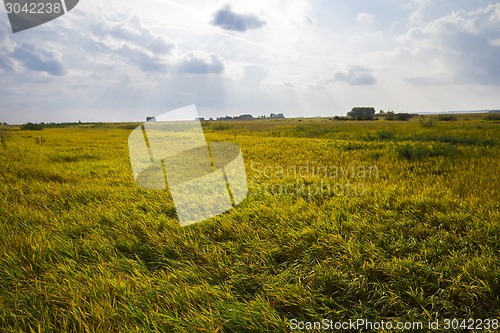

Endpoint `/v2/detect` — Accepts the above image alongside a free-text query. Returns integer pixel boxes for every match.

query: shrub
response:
[377,130,395,140]
[212,124,230,131]
[21,122,44,130]
[396,143,459,160]
[486,113,500,121]
[0,130,9,147]
[419,116,435,128]
[411,133,494,146]
[437,114,457,121]
[385,112,415,121]
[333,116,351,121]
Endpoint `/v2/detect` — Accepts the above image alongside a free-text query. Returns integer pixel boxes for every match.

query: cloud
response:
[90,15,175,72]
[240,65,268,88]
[0,57,14,72]
[2,0,500,124]
[332,66,377,85]
[0,34,16,72]
[308,82,326,90]
[88,14,228,76]
[309,66,377,89]
[405,74,450,86]
[211,5,266,32]
[11,43,67,76]
[0,21,66,76]
[178,53,225,74]
[356,12,374,24]
[400,3,500,85]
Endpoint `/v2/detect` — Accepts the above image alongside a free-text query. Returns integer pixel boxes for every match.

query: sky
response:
[1,0,499,123]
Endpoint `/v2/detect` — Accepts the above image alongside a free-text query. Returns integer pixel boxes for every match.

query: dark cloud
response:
[12,43,67,76]
[178,53,225,74]
[211,6,266,32]
[332,66,376,85]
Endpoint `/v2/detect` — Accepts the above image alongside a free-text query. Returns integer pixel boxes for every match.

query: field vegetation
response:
[0,114,499,332]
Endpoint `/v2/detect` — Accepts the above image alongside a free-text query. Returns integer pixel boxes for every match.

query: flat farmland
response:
[0,115,499,332]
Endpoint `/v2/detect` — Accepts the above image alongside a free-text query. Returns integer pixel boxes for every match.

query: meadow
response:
[0,114,499,332]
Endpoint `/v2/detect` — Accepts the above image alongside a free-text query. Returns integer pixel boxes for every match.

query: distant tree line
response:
[199,113,285,121]
[21,122,44,130]
[215,114,254,121]
[18,122,86,130]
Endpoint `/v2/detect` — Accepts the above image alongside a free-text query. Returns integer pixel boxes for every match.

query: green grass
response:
[1,116,499,332]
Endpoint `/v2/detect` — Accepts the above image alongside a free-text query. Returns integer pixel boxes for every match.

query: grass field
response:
[1,115,499,332]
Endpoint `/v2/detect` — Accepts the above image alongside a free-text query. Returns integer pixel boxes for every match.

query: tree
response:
[348,107,376,120]
[146,116,156,122]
